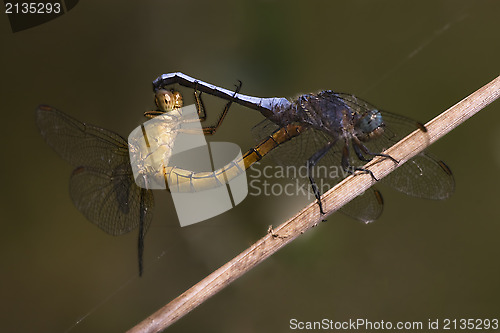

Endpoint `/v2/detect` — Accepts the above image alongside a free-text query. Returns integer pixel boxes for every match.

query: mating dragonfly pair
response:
[36,72,454,275]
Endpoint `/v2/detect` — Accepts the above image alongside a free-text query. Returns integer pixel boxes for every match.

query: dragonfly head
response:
[155,89,183,112]
[355,109,385,141]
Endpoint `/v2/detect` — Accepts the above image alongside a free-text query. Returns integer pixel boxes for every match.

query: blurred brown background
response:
[1,1,499,332]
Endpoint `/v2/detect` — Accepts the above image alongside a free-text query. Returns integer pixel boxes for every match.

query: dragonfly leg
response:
[307,141,336,215]
[202,80,243,135]
[353,142,372,162]
[342,142,379,181]
[351,167,379,181]
[353,139,398,164]
[143,110,167,119]
[193,81,207,122]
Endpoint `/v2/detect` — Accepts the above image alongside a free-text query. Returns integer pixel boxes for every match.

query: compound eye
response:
[155,89,183,112]
[356,109,385,141]
[155,89,184,111]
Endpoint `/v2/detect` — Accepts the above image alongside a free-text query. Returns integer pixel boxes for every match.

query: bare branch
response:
[127,75,500,333]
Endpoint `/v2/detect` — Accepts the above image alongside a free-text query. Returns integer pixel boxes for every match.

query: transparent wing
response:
[69,164,154,235]
[381,152,455,199]
[297,129,384,223]
[339,188,384,223]
[252,119,331,168]
[335,93,455,200]
[36,105,154,236]
[36,105,129,170]
[251,119,383,223]
[335,93,426,152]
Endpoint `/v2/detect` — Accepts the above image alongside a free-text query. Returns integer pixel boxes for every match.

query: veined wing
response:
[334,93,455,200]
[251,119,384,223]
[382,152,454,199]
[35,105,154,236]
[36,105,129,170]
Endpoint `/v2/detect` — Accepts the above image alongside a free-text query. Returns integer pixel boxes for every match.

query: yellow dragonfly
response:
[36,85,302,275]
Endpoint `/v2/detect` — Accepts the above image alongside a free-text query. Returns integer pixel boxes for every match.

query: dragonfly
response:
[152,72,455,222]
[35,86,302,275]
[36,73,454,274]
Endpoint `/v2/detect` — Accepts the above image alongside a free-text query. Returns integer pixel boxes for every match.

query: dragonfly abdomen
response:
[163,123,305,192]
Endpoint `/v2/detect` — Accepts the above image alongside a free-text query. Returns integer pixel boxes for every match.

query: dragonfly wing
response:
[69,163,154,236]
[252,119,331,167]
[252,119,383,223]
[381,152,455,199]
[334,93,425,150]
[36,105,155,236]
[252,119,278,142]
[339,188,384,223]
[333,94,455,200]
[304,133,384,223]
[36,105,129,169]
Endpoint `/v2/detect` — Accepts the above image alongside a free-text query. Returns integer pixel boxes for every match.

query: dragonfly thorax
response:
[155,89,183,112]
[355,109,385,142]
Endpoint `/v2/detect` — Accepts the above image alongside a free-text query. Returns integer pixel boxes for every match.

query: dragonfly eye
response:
[155,89,183,112]
[356,109,385,141]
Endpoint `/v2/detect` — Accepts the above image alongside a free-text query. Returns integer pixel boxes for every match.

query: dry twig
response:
[127,75,500,333]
